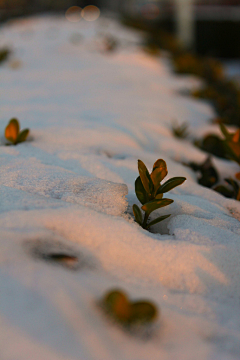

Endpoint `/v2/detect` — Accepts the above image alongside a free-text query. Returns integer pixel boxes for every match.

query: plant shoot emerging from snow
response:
[133,159,186,229]
[171,121,189,139]
[102,289,158,326]
[220,123,240,168]
[218,123,240,200]
[5,118,29,145]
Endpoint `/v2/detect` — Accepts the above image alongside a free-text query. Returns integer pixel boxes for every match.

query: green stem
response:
[142,212,149,229]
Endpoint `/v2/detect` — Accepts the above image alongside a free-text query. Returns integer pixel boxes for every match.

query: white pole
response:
[175,0,194,49]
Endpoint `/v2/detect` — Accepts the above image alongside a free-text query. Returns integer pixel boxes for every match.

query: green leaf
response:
[225,178,239,194]
[219,123,232,141]
[9,118,20,134]
[135,176,148,205]
[130,301,158,323]
[16,129,29,144]
[151,167,168,188]
[228,142,240,159]
[224,142,240,164]
[151,159,168,193]
[5,118,20,144]
[214,185,234,198]
[157,177,186,194]
[232,129,240,143]
[141,198,173,215]
[104,289,129,310]
[103,290,131,322]
[133,204,143,225]
[152,159,166,172]
[146,214,171,229]
[138,160,154,195]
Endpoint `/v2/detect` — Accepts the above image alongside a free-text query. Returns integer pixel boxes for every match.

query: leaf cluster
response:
[173,53,224,82]
[133,159,186,229]
[123,17,239,127]
[144,29,223,83]
[194,134,227,160]
[193,123,240,163]
[184,156,240,201]
[214,178,240,201]
[218,123,240,199]
[185,157,219,189]
[192,80,240,127]
[5,118,29,145]
[102,289,158,326]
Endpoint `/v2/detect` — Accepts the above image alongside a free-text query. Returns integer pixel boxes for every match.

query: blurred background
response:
[120,0,240,58]
[0,0,240,58]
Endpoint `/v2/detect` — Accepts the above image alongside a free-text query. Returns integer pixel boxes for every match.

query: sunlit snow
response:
[0,14,240,360]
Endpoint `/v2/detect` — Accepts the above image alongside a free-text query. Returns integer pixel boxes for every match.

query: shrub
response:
[5,118,29,145]
[193,80,240,127]
[185,157,219,189]
[133,159,186,229]
[184,155,240,201]
[194,134,227,159]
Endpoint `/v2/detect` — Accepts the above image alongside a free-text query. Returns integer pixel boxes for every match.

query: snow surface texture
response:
[0,14,240,360]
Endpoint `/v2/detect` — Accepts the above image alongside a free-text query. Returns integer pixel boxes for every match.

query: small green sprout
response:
[102,289,158,326]
[5,118,29,145]
[103,36,118,52]
[133,159,186,229]
[171,121,189,139]
[220,123,240,166]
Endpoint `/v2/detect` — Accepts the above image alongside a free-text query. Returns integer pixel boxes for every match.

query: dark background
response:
[1,0,240,58]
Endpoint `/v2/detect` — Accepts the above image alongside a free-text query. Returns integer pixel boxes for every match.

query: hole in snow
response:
[25,239,94,271]
[39,253,79,269]
[99,150,127,160]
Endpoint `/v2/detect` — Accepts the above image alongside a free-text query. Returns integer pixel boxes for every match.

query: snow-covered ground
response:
[0,14,240,360]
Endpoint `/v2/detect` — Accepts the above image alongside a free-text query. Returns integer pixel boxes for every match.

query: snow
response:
[0,14,240,360]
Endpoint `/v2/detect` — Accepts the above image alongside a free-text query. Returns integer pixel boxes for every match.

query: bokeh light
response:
[65,6,82,23]
[81,5,100,22]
